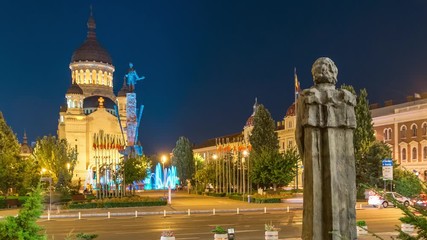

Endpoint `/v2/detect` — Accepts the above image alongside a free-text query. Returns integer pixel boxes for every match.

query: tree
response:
[0,185,45,240]
[250,148,299,190]
[31,136,77,189]
[341,86,379,188]
[172,136,194,185]
[123,155,151,193]
[249,104,282,189]
[394,169,424,198]
[194,160,215,191]
[0,112,21,195]
[249,104,279,153]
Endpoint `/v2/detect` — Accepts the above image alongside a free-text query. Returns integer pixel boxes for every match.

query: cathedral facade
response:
[58,13,129,187]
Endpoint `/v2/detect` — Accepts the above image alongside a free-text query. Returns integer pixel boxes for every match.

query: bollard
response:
[213,208,216,215]
[237,208,239,214]
[287,206,289,212]
[264,207,267,214]
[188,209,191,216]
[48,210,50,221]
[163,210,166,217]
[135,210,138,218]
[108,212,110,219]
[78,212,81,220]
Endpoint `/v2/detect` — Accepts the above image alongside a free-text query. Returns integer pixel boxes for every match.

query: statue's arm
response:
[134,71,145,81]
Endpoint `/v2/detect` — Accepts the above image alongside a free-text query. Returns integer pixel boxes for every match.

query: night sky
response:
[2,1,427,155]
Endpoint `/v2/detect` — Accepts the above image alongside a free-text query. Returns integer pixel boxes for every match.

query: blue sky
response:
[1,0,427,154]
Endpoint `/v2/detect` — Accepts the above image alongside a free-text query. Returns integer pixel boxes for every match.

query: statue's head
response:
[311,57,338,85]
[129,62,134,68]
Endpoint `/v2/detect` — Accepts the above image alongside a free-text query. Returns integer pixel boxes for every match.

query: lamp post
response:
[213,154,218,193]
[40,168,52,212]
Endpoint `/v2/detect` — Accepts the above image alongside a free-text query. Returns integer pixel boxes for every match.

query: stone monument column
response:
[295,57,357,240]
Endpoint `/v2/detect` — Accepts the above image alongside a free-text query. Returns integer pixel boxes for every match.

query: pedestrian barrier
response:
[38,206,308,220]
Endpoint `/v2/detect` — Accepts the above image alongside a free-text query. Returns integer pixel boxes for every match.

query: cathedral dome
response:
[71,14,112,65]
[66,82,83,95]
[285,102,296,117]
[244,98,259,128]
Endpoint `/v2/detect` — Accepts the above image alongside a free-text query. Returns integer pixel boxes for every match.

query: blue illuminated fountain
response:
[143,163,178,190]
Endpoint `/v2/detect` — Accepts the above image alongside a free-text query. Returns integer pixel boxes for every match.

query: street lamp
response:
[40,168,52,212]
[242,150,250,195]
[213,154,218,193]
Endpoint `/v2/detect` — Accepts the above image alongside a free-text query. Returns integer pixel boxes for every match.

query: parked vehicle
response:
[411,194,427,209]
[368,192,410,208]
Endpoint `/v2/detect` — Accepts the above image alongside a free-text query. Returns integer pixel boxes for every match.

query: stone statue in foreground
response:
[295,57,357,240]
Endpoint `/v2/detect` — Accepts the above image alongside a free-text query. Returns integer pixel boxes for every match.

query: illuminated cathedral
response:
[57,12,131,188]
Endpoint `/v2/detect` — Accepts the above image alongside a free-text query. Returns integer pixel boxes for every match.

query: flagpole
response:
[294,67,298,192]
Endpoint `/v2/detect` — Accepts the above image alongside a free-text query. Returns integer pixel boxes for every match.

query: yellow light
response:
[161,155,167,164]
[243,150,249,157]
[212,154,218,160]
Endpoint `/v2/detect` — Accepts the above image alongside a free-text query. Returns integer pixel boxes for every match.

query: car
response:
[368,192,411,208]
[411,194,427,209]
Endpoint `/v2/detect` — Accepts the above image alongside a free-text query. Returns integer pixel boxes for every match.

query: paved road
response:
[38,208,403,240]
[0,191,406,239]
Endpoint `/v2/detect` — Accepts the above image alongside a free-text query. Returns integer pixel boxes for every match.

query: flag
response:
[294,67,300,94]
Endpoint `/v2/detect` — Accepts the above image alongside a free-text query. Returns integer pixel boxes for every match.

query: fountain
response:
[143,163,179,190]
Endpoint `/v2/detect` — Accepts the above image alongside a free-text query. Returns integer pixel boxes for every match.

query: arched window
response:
[402,148,407,162]
[412,147,418,160]
[401,125,407,139]
[384,128,392,141]
[423,146,427,161]
[423,122,427,136]
[412,124,418,137]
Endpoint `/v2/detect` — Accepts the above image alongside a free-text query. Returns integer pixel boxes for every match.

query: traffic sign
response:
[382,159,393,180]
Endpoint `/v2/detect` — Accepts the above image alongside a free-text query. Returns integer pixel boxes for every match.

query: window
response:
[401,125,407,139]
[423,122,427,135]
[383,128,392,141]
[412,124,418,137]
[412,147,417,160]
[424,146,427,161]
[402,148,407,162]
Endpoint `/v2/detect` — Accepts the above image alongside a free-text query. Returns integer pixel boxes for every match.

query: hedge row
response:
[228,194,246,201]
[0,196,29,209]
[251,197,281,203]
[68,200,167,209]
[206,192,226,197]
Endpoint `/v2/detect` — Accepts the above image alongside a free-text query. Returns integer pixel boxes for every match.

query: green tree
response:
[16,158,41,196]
[194,160,215,191]
[249,104,279,153]
[362,141,392,187]
[0,185,45,240]
[394,169,424,198]
[32,136,77,189]
[172,136,194,185]
[249,104,281,189]
[0,112,21,195]
[123,155,151,193]
[341,86,378,188]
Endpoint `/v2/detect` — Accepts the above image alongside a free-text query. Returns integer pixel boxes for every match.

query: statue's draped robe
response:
[295,84,357,240]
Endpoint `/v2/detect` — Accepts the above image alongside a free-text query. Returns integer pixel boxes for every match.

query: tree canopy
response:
[31,136,77,189]
[249,104,279,153]
[0,112,21,195]
[172,136,194,184]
